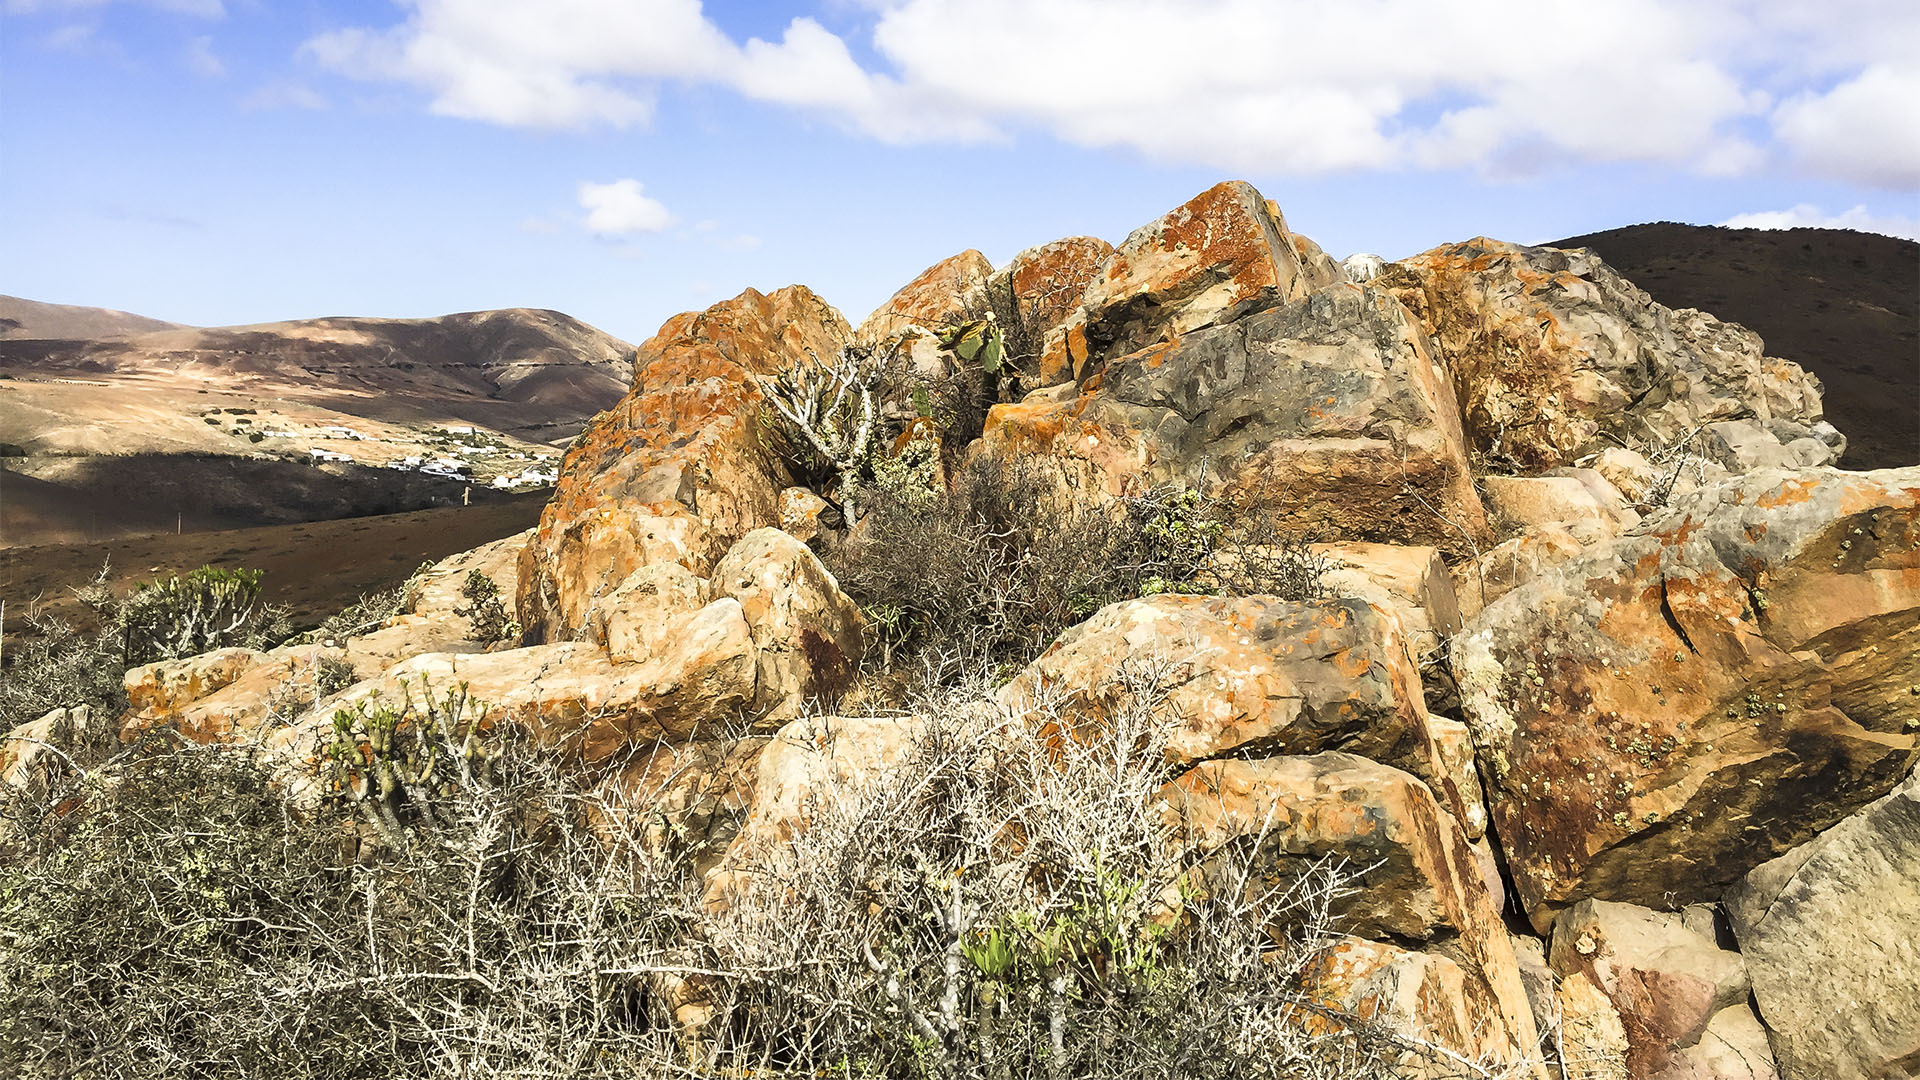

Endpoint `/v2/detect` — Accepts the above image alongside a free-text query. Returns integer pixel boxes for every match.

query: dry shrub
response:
[0,669,1534,1079]
[821,452,1333,684]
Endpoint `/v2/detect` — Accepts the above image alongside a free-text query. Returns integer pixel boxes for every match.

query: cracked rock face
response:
[1452,466,1920,929]
[1724,766,1920,1080]
[1381,239,1837,472]
[981,281,1489,554]
[517,285,851,642]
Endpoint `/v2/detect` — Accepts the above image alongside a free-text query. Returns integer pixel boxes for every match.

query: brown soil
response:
[1553,223,1919,470]
[0,493,545,633]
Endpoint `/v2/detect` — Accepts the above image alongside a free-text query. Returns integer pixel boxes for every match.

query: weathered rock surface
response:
[1479,472,1640,538]
[601,563,710,664]
[984,236,1114,379]
[518,286,850,641]
[1723,765,1920,1080]
[983,281,1490,553]
[1652,1005,1780,1080]
[1558,971,1632,1080]
[1453,466,1920,927]
[856,249,993,379]
[1307,936,1539,1075]
[124,648,265,723]
[1548,899,1750,1075]
[721,713,927,857]
[121,532,531,742]
[598,735,767,876]
[1167,752,1538,1059]
[708,528,864,719]
[1,705,93,788]
[1313,541,1464,660]
[999,595,1445,787]
[1036,180,1313,386]
[1381,239,1835,471]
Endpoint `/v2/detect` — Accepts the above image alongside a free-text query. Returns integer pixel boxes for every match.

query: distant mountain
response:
[0,306,633,446]
[0,294,186,340]
[0,303,635,546]
[1552,223,1918,470]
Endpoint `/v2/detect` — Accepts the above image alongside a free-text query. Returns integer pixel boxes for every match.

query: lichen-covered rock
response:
[984,235,1113,379]
[999,595,1447,790]
[982,282,1489,553]
[1381,239,1836,471]
[856,249,993,380]
[124,647,265,722]
[1313,542,1464,660]
[1548,899,1750,1076]
[708,528,863,720]
[1723,765,1920,1080]
[1036,180,1313,386]
[1167,752,1537,1059]
[1453,466,1920,928]
[777,485,830,543]
[601,563,710,664]
[1,705,93,788]
[1306,936,1540,1076]
[1479,472,1640,538]
[518,286,851,641]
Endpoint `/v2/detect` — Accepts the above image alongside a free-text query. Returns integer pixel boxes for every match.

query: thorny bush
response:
[822,452,1334,684]
[0,666,1537,1079]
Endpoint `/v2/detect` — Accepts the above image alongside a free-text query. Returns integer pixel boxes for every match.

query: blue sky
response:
[4,0,1917,344]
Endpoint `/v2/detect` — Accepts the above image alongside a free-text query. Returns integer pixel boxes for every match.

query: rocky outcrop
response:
[984,236,1113,379]
[1307,936,1537,1076]
[1312,542,1464,660]
[998,595,1452,797]
[1723,765,1920,1080]
[707,528,864,720]
[1454,466,1920,927]
[120,531,530,743]
[124,648,266,724]
[1035,180,1313,386]
[517,286,850,641]
[1169,752,1539,1065]
[982,281,1490,553]
[856,250,993,380]
[1,705,94,788]
[1548,899,1752,1076]
[1381,239,1836,472]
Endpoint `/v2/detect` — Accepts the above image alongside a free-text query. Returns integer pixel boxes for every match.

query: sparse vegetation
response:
[0,667,1528,1080]
[822,452,1332,684]
[456,569,518,643]
[1,564,290,731]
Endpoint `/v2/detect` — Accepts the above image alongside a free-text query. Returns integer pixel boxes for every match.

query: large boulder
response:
[1453,466,1920,928]
[1312,542,1464,660]
[1035,180,1314,386]
[855,249,994,380]
[1723,765,1920,1080]
[124,648,266,724]
[1652,1005,1780,1080]
[982,282,1490,553]
[999,595,1450,796]
[1,705,93,788]
[707,528,864,720]
[1306,936,1540,1076]
[1167,752,1538,1062]
[1548,899,1751,1076]
[518,285,851,641]
[1381,239,1835,471]
[984,236,1114,377]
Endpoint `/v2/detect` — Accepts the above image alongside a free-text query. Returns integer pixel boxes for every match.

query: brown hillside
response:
[1552,223,1918,470]
[0,294,185,340]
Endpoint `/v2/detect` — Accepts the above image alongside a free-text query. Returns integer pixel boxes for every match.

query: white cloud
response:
[184,34,223,77]
[240,82,327,111]
[1721,203,1920,240]
[578,179,673,235]
[1772,64,1920,188]
[301,0,1920,185]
